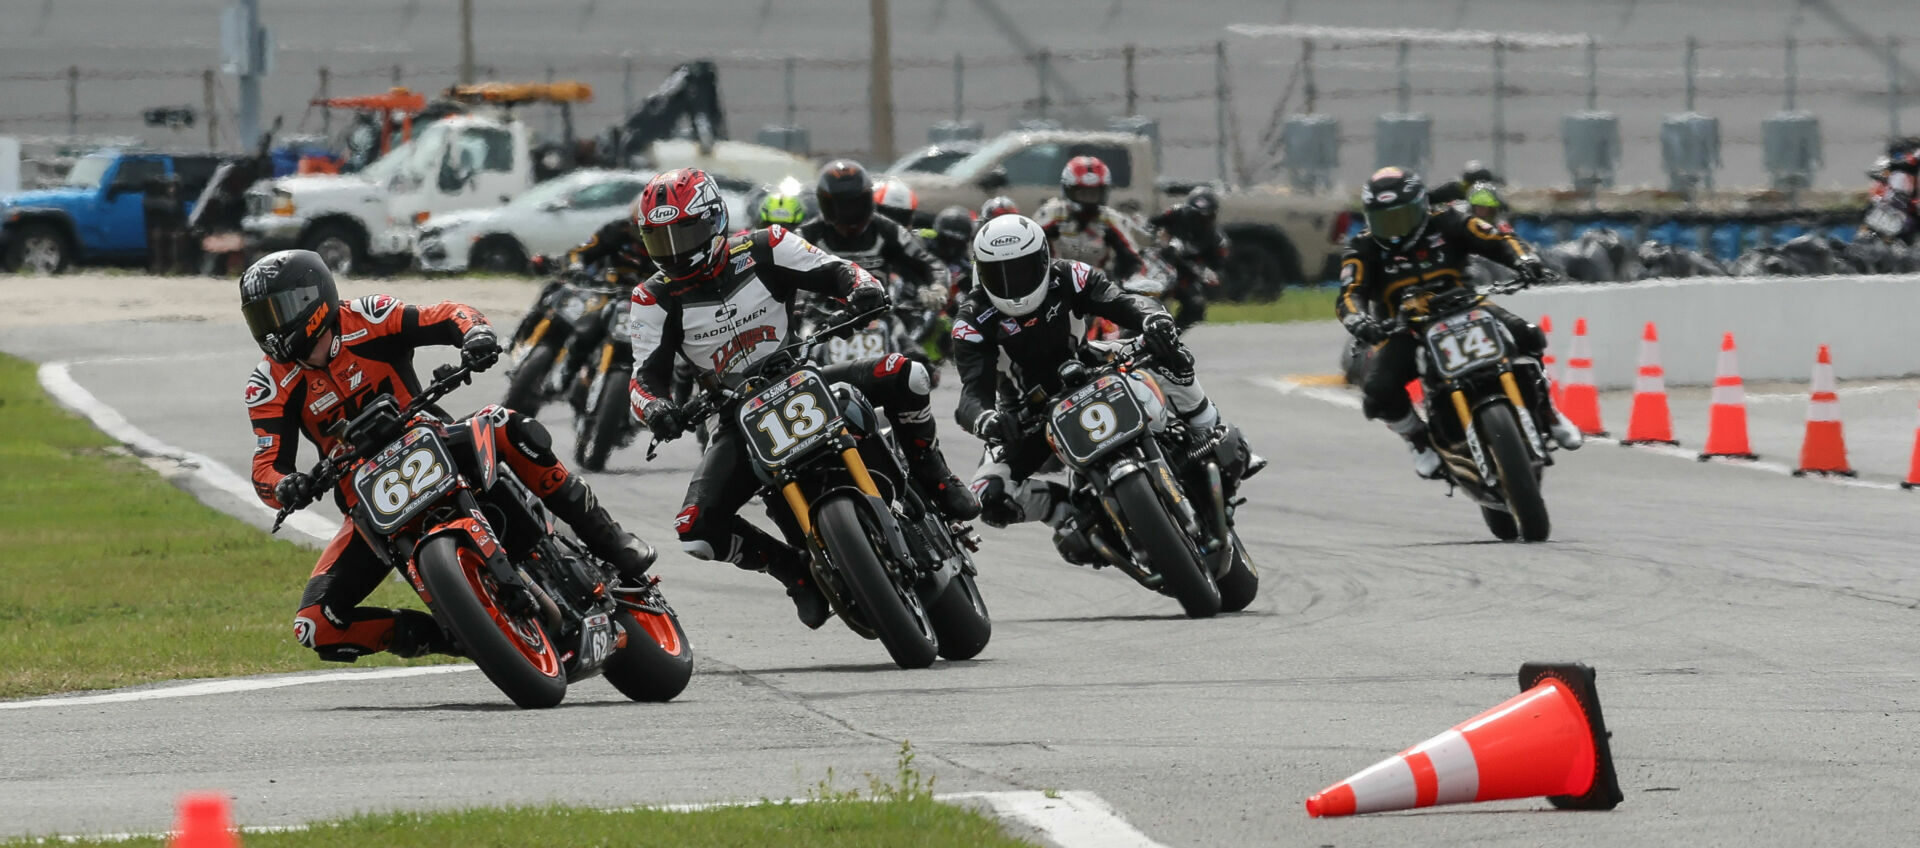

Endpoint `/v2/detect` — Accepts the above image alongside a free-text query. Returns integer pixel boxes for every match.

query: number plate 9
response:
[1425,313,1507,377]
[1047,376,1146,465]
[352,426,458,533]
[738,370,843,469]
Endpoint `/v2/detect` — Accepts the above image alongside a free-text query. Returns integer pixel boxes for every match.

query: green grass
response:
[11,743,1038,848]
[1206,286,1340,324]
[0,353,439,699]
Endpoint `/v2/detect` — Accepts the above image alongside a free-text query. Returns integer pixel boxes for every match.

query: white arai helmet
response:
[971,214,1052,317]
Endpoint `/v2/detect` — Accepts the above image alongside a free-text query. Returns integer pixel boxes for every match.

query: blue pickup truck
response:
[0,150,225,274]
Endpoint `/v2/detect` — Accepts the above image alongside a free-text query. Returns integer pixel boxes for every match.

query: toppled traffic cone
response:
[1698,332,1758,461]
[1305,663,1622,818]
[1539,315,1562,405]
[168,793,239,848]
[1794,345,1854,477]
[1560,318,1607,437]
[1902,399,1920,490]
[1621,322,1677,446]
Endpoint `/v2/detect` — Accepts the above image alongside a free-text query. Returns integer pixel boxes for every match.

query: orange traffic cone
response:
[1560,318,1607,437]
[1539,315,1561,405]
[1305,663,1622,817]
[1794,345,1854,477]
[168,793,239,848]
[1698,332,1758,461]
[1901,399,1920,490]
[1621,322,1677,446]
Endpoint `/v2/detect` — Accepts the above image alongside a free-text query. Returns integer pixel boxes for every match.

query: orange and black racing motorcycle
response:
[272,363,691,708]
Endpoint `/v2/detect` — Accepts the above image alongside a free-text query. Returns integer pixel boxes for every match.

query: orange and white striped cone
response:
[1305,663,1622,818]
[1698,332,1757,461]
[1620,322,1678,446]
[1539,315,1562,405]
[1901,399,1920,490]
[1559,318,1607,437]
[1794,345,1854,477]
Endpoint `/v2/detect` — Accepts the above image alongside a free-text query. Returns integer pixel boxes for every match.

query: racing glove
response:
[847,284,889,316]
[1511,256,1547,287]
[642,398,684,440]
[1142,312,1193,373]
[972,409,1023,447]
[461,327,502,372]
[1343,313,1389,345]
[273,472,318,511]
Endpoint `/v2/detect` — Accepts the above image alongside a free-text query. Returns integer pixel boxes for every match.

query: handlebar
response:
[269,362,476,533]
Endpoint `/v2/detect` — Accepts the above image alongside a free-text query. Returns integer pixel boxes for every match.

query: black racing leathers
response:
[796,215,942,298]
[569,218,658,278]
[1335,207,1546,423]
[1148,204,1229,330]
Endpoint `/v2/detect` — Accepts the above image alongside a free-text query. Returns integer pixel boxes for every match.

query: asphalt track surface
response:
[5,306,1920,846]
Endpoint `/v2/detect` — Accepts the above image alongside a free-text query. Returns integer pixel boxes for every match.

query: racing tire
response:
[1480,506,1521,541]
[1216,531,1260,613]
[1477,402,1550,542]
[302,223,366,277]
[4,223,71,274]
[503,341,561,417]
[576,362,631,472]
[601,604,693,703]
[816,495,939,669]
[1113,473,1221,618]
[415,537,568,709]
[926,569,991,661]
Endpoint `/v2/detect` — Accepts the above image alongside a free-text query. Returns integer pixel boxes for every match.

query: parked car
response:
[885,141,980,176]
[1,150,224,273]
[417,170,650,273]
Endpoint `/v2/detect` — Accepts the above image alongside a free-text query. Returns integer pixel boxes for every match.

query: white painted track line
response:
[0,666,477,711]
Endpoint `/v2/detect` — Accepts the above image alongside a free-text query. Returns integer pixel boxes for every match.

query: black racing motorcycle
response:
[1395,286,1555,542]
[272,363,693,708]
[649,307,991,669]
[573,296,638,472]
[994,341,1258,619]
[503,270,628,416]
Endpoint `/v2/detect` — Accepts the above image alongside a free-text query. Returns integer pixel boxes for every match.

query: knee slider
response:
[506,412,554,454]
[905,361,932,396]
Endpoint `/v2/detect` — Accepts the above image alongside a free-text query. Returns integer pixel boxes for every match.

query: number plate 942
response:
[352,426,458,533]
[1048,375,1146,465]
[739,370,842,469]
[1425,311,1508,378]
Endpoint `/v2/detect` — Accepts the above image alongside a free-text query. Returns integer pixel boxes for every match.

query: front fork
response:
[1450,369,1549,483]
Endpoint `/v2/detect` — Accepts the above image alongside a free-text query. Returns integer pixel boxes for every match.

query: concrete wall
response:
[1503,274,1920,389]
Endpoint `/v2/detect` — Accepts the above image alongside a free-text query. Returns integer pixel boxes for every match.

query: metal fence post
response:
[622,55,635,116]
[1684,36,1697,112]
[1124,44,1138,116]
[1784,35,1797,111]
[1890,37,1902,139]
[391,64,403,87]
[784,57,798,127]
[66,65,79,137]
[1492,39,1507,178]
[318,66,331,135]
[1302,39,1317,114]
[1215,40,1229,182]
[204,69,219,150]
[953,53,965,122]
[1037,49,1052,119]
[1585,35,1598,110]
[1395,40,1411,113]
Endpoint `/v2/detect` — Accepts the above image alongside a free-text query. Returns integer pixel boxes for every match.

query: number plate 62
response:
[352,426,458,533]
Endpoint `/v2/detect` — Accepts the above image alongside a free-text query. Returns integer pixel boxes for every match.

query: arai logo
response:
[646,205,680,224]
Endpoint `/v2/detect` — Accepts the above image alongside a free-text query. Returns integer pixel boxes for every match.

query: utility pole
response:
[870,0,895,162]
[459,0,476,84]
[238,0,263,147]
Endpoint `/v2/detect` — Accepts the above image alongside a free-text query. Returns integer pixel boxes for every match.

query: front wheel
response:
[504,340,561,416]
[576,358,631,472]
[1476,402,1550,542]
[926,569,991,661]
[601,604,693,702]
[414,537,567,708]
[816,495,939,669]
[4,223,71,274]
[1113,473,1221,618]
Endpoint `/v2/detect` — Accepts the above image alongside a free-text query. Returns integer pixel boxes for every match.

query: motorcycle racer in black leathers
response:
[1335,167,1581,479]
[1147,186,1229,331]
[797,161,944,310]
[952,214,1258,564]
[626,169,979,629]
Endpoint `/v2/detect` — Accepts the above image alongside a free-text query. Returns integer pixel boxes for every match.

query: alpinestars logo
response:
[952,319,983,343]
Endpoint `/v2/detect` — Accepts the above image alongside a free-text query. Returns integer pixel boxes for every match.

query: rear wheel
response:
[1113,473,1221,618]
[470,238,530,274]
[601,604,693,702]
[414,537,567,708]
[1216,532,1260,613]
[1476,403,1550,542]
[504,341,561,416]
[576,359,631,472]
[816,495,939,669]
[926,569,991,661]
[302,223,365,276]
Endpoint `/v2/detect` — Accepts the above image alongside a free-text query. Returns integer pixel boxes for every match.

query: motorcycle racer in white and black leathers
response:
[626,169,979,629]
[951,215,1259,563]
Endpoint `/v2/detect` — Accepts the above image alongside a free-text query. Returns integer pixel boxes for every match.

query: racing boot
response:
[1181,401,1266,481]
[1387,411,1444,480]
[1047,507,1103,566]
[389,609,462,658]
[1523,363,1583,451]
[545,477,656,582]
[764,554,832,630]
[904,439,981,521]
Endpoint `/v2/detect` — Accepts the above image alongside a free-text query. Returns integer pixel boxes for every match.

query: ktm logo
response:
[304,302,331,335]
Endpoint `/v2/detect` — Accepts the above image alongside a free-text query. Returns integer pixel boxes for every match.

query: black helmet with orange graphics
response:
[240,249,339,364]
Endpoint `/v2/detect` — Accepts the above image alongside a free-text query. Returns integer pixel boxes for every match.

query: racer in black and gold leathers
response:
[1335,167,1580,478]
[569,216,658,278]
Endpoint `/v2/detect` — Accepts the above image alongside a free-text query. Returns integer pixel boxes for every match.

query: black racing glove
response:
[847,284,889,316]
[461,327,502,372]
[1142,312,1193,373]
[642,398,684,440]
[972,409,1023,447]
[273,472,318,511]
[1511,256,1547,287]
[1344,314,1389,345]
